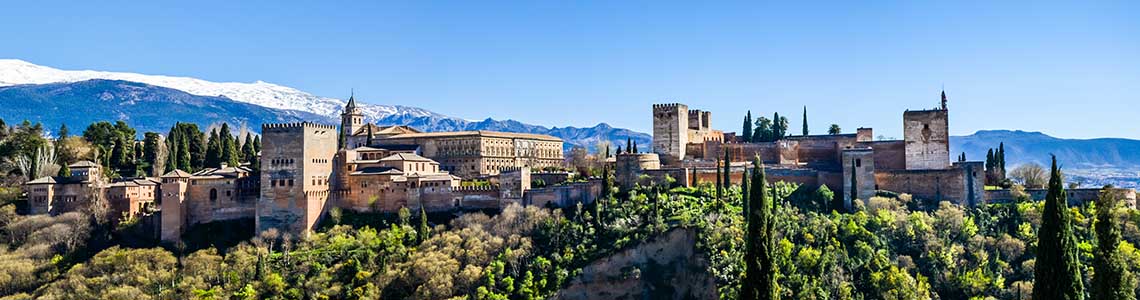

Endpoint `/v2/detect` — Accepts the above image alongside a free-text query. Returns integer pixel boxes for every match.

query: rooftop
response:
[382,130,562,142]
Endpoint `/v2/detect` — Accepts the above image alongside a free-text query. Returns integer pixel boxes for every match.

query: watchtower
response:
[652,103,688,164]
[903,91,950,170]
[257,122,339,237]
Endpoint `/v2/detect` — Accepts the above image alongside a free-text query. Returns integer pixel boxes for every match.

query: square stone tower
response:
[842,148,876,211]
[903,109,950,170]
[257,122,339,237]
[652,103,688,164]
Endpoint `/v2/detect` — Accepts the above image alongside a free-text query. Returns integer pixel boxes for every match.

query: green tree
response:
[743,111,753,143]
[58,123,69,139]
[418,206,430,243]
[241,134,255,163]
[754,117,773,142]
[828,124,841,135]
[205,129,221,168]
[801,106,808,136]
[716,158,723,199]
[1092,187,1135,300]
[1032,156,1084,300]
[219,123,240,167]
[723,149,731,189]
[772,112,782,139]
[741,157,776,300]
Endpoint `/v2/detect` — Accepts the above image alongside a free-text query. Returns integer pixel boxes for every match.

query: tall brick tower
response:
[257,122,339,237]
[903,91,951,170]
[652,103,689,164]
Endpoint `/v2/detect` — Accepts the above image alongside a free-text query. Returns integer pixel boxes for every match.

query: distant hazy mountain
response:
[951,130,1140,169]
[0,59,651,151]
[0,79,328,134]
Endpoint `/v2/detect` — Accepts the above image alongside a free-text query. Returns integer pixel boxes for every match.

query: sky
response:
[2,0,1139,139]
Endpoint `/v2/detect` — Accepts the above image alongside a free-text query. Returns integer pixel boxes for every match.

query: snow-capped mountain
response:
[0,59,653,151]
[0,59,446,121]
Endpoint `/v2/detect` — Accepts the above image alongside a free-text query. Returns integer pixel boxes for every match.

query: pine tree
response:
[241,134,255,163]
[743,111,753,142]
[57,163,70,178]
[1033,156,1084,300]
[58,123,69,139]
[802,106,809,136]
[741,157,776,300]
[220,123,239,167]
[206,129,221,168]
[1092,188,1135,300]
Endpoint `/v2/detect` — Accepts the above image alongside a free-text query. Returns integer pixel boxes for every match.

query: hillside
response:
[0,59,651,150]
[950,130,1140,169]
[0,79,325,134]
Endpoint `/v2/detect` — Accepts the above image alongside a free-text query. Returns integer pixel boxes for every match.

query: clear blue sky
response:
[3,1,1138,139]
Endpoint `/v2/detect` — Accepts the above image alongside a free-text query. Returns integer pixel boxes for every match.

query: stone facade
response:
[159,166,258,241]
[903,109,950,170]
[257,122,339,237]
[615,152,661,190]
[632,92,1110,209]
[652,103,723,166]
[374,131,563,178]
[25,161,105,215]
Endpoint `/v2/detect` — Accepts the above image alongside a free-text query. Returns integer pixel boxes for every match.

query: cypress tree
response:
[723,149,731,188]
[716,158,723,200]
[1033,156,1084,300]
[741,167,749,219]
[616,145,622,155]
[418,205,430,243]
[1092,188,1135,300]
[849,158,858,208]
[690,168,698,187]
[632,141,638,153]
[986,149,995,171]
[626,138,632,154]
[772,112,781,140]
[58,123,69,139]
[743,111,753,143]
[253,135,261,154]
[365,124,374,146]
[802,106,809,136]
[741,157,776,300]
[998,142,1007,173]
[57,163,70,178]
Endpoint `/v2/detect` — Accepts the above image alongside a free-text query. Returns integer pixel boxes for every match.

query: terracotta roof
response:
[383,130,562,142]
[161,170,193,178]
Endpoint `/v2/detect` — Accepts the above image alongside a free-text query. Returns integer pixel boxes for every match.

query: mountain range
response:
[1,59,1138,186]
[0,59,651,151]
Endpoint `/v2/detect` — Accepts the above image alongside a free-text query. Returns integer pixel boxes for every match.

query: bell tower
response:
[340,93,364,148]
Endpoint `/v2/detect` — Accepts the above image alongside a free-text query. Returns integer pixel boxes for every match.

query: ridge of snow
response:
[0,59,449,121]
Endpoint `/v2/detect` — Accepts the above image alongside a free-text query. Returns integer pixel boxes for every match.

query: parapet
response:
[652,103,686,111]
[261,121,337,130]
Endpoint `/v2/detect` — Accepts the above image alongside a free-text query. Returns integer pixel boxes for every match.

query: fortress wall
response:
[868,141,906,171]
[875,168,974,206]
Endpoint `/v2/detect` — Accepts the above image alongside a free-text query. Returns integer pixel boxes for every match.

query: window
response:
[856,159,862,167]
[288,179,294,186]
[209,189,217,203]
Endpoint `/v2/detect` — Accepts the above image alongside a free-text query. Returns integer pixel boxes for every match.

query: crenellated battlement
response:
[652,103,684,111]
[262,121,337,130]
[455,185,500,192]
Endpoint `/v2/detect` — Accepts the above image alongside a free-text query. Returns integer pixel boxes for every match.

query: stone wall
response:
[652,103,689,164]
[524,181,602,208]
[986,187,1138,208]
[874,162,984,206]
[257,122,338,237]
[866,140,906,171]
[615,153,661,190]
[903,109,950,170]
[555,228,716,300]
[842,149,877,210]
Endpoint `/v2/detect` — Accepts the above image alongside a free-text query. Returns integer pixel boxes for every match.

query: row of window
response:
[270,179,295,187]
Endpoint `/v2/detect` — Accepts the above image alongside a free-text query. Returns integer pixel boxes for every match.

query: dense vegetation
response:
[3,168,1140,299]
